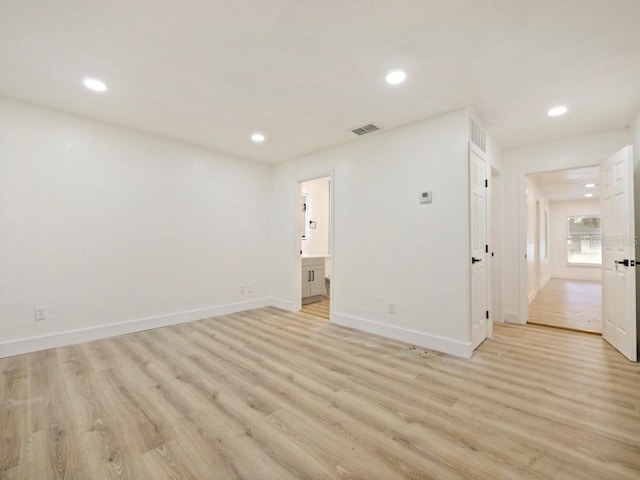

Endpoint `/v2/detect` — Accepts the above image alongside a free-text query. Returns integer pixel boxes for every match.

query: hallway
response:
[528,278,602,334]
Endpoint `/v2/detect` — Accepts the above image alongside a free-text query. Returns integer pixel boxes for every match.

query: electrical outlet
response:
[389,303,396,314]
[34,307,46,321]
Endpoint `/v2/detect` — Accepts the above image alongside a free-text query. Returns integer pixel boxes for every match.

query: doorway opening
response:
[525,166,602,335]
[298,176,331,320]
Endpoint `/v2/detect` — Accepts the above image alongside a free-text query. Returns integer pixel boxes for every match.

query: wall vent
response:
[351,123,381,136]
[469,117,487,153]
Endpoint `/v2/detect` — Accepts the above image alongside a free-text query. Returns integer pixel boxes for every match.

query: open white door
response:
[601,145,637,361]
[470,146,488,350]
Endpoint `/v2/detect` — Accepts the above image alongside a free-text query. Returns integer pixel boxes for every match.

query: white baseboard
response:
[269,297,297,311]
[528,289,538,304]
[0,298,270,359]
[551,273,602,282]
[332,313,472,358]
[540,275,551,289]
[504,311,521,324]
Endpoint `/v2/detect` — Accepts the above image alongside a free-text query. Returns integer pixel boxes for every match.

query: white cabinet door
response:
[309,264,325,296]
[301,266,311,298]
[601,145,636,361]
[302,259,326,298]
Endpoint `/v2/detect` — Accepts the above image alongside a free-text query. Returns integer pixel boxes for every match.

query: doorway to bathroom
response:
[298,176,331,319]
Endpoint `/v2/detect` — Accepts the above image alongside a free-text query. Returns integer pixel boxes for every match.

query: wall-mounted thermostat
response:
[420,191,432,204]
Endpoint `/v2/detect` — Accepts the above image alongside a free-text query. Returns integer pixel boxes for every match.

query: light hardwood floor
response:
[528,278,602,334]
[2,307,639,479]
[301,296,330,319]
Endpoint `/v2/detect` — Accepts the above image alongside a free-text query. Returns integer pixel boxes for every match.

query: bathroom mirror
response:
[300,193,308,240]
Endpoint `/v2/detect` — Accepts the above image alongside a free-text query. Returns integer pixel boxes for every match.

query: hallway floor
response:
[528,278,602,334]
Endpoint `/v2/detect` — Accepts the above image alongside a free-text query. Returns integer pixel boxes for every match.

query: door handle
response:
[472,257,482,264]
[311,270,315,281]
[615,259,636,267]
[308,271,311,281]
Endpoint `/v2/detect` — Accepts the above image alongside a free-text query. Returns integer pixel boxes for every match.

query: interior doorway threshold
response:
[527,321,602,336]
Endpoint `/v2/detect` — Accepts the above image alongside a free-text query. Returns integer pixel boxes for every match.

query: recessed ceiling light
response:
[251,133,265,143]
[585,183,595,188]
[385,70,406,85]
[585,193,593,197]
[83,77,107,92]
[547,105,568,117]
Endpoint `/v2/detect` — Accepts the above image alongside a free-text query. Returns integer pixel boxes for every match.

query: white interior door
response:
[470,147,488,350]
[601,145,637,361]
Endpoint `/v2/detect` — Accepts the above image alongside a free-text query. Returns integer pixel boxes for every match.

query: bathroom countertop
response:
[301,254,330,259]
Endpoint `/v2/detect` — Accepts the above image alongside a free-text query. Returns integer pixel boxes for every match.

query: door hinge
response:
[485,244,489,253]
[485,179,488,188]
[486,310,489,320]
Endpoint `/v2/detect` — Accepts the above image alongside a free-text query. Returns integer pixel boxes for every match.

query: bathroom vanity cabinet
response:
[302,257,326,304]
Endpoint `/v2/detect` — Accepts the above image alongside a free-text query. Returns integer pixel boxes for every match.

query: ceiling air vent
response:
[351,123,381,136]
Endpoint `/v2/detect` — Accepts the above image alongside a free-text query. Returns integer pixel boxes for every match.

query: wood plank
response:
[1,307,639,479]
[529,278,602,333]
[301,296,330,319]
[0,354,31,473]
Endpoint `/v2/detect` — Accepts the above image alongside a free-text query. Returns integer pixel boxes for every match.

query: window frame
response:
[566,214,602,266]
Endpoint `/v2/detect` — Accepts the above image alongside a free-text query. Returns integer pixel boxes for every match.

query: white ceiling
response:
[2,0,640,163]
[529,166,600,202]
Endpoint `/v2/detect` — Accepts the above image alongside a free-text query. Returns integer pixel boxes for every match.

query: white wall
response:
[525,178,551,302]
[0,97,271,357]
[300,177,330,258]
[270,109,475,357]
[632,108,640,167]
[549,199,601,281]
[501,128,631,323]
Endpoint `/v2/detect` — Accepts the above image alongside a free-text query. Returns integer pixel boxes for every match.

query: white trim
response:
[540,274,552,289]
[504,311,521,324]
[551,273,602,282]
[0,298,269,358]
[269,297,297,311]
[332,312,473,358]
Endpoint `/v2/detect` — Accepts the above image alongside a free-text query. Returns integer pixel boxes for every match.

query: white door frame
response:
[535,199,541,293]
[294,171,335,316]
[517,164,599,325]
[490,168,502,324]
